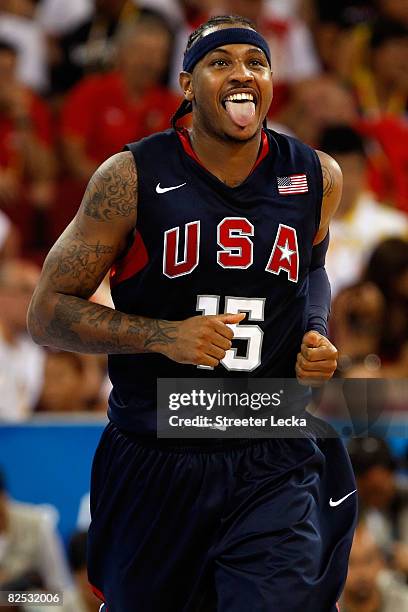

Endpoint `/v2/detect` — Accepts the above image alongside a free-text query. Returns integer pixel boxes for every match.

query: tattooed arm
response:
[27,151,175,354]
[27,152,239,366]
[314,150,343,243]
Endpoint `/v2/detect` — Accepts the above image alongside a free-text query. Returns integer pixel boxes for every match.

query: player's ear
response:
[179,72,194,102]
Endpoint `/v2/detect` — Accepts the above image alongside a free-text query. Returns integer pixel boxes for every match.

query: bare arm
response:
[314,150,343,244]
[27,152,240,365]
[27,151,178,355]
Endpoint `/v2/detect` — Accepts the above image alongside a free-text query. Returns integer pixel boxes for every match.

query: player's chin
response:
[223,122,260,142]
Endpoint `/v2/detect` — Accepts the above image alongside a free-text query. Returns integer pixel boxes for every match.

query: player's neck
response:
[189,124,263,188]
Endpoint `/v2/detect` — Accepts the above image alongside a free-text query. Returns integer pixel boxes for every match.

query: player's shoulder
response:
[314,150,342,190]
[268,128,341,183]
[265,128,325,181]
[95,150,137,179]
[266,127,319,162]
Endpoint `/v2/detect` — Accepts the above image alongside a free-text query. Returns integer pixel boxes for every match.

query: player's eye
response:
[249,59,266,67]
[210,59,229,67]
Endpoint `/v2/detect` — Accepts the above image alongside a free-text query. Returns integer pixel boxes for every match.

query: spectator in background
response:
[319,125,408,296]
[36,0,93,37]
[22,530,103,611]
[350,19,408,118]
[377,0,408,27]
[336,17,408,210]
[331,238,408,376]
[276,74,357,145]
[0,210,19,262]
[348,437,408,580]
[36,352,88,414]
[0,39,56,252]
[0,0,48,93]
[341,519,408,611]
[0,469,71,595]
[358,112,408,213]
[60,16,179,183]
[312,0,408,79]
[50,0,165,96]
[364,238,408,371]
[66,532,100,611]
[330,280,385,371]
[0,259,44,421]
[36,351,107,413]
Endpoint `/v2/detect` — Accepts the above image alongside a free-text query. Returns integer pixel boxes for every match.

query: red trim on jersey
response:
[253,130,269,170]
[177,128,204,167]
[110,230,149,287]
[89,583,105,602]
[176,128,269,175]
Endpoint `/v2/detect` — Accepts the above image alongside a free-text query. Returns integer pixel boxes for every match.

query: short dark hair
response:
[319,125,366,157]
[68,531,88,572]
[370,19,408,50]
[171,15,257,129]
[0,39,18,56]
[348,436,396,476]
[364,237,408,296]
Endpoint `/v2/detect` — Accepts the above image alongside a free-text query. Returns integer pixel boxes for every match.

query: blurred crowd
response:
[0,0,407,420]
[0,468,100,611]
[340,437,408,611]
[0,2,407,607]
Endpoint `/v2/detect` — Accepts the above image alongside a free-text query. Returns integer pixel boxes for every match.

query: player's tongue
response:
[225,101,255,128]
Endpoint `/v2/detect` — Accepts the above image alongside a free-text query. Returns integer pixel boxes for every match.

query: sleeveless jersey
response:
[108,128,323,434]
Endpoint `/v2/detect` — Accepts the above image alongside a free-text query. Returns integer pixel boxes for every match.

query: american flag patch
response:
[277,174,308,195]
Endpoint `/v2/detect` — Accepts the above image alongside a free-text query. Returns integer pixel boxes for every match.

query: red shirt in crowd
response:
[0,90,53,173]
[61,72,182,164]
[357,115,408,213]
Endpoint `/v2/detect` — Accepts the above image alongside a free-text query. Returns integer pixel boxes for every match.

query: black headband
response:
[183,27,271,73]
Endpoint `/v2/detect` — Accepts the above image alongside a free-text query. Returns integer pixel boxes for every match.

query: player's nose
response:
[229,60,255,82]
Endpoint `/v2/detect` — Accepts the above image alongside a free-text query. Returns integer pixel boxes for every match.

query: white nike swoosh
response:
[156,182,187,194]
[329,489,357,507]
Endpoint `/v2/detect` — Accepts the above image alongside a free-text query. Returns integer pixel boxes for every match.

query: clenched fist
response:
[296,331,338,386]
[163,313,245,367]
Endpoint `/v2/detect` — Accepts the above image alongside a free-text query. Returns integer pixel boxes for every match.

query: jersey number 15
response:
[196,295,265,372]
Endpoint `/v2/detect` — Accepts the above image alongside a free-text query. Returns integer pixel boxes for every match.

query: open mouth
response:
[221,92,258,109]
[221,92,258,128]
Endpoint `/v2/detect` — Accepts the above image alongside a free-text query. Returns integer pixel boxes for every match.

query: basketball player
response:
[27,15,357,612]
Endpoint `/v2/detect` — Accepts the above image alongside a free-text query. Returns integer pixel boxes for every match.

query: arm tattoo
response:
[322,165,335,197]
[43,294,178,354]
[129,318,178,349]
[83,151,137,221]
[47,231,114,296]
[27,151,176,355]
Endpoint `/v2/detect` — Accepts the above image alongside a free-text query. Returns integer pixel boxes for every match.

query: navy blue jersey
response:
[108,128,323,433]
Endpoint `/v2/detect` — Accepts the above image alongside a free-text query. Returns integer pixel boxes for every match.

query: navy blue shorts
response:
[88,423,357,612]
